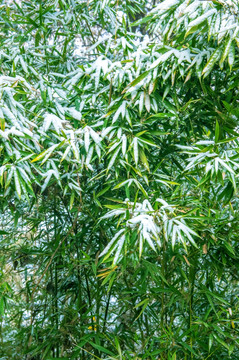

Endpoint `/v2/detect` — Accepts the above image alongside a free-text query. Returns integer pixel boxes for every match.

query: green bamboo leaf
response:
[5,167,14,189]
[122,70,150,94]
[185,9,216,37]
[219,37,232,68]
[139,150,149,171]
[180,342,197,356]
[132,14,154,27]
[31,148,51,163]
[113,179,132,190]
[147,113,173,119]
[213,334,229,350]
[96,185,111,197]
[215,120,220,143]
[134,299,149,321]
[14,169,21,199]
[89,342,116,356]
[209,334,213,351]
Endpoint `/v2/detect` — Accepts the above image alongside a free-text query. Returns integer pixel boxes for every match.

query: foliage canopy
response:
[0,0,239,359]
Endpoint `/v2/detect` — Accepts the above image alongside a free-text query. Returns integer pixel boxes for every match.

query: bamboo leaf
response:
[122,70,150,93]
[202,48,221,77]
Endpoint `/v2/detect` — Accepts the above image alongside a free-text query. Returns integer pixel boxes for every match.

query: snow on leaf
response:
[108,147,120,170]
[145,93,150,112]
[84,127,90,153]
[186,9,217,37]
[67,108,82,121]
[85,146,94,167]
[99,229,125,257]
[217,158,235,174]
[89,128,101,145]
[202,48,221,77]
[122,134,127,156]
[133,138,139,166]
[112,102,126,124]
[113,235,125,265]
[100,209,125,221]
[152,0,180,12]
[43,113,69,133]
[41,169,60,193]
[150,50,174,70]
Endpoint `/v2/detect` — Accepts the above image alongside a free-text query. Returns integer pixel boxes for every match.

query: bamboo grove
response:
[0,0,239,359]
